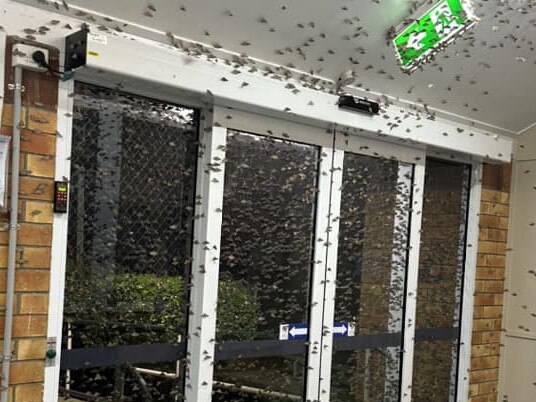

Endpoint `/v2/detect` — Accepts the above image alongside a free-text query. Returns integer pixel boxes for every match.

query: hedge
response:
[64,260,260,346]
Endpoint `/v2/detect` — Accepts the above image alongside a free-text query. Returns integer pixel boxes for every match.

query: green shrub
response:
[216,279,259,342]
[64,260,259,346]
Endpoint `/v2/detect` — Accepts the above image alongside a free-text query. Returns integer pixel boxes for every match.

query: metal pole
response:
[1,65,23,402]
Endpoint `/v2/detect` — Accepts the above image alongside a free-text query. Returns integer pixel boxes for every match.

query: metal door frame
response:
[209,106,338,402]
[206,108,429,402]
[46,85,482,402]
[312,130,427,402]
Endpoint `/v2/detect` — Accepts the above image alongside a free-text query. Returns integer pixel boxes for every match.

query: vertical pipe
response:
[1,66,23,402]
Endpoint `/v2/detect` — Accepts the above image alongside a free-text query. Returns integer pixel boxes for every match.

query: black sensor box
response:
[338,95,380,115]
[64,29,89,72]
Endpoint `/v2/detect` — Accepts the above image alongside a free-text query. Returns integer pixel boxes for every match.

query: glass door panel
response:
[213,131,319,401]
[60,92,472,402]
[411,159,471,402]
[330,153,413,402]
[60,83,198,401]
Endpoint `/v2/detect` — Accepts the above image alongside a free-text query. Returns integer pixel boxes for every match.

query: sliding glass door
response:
[213,130,320,401]
[329,153,413,402]
[58,91,478,402]
[412,159,471,402]
[59,83,198,401]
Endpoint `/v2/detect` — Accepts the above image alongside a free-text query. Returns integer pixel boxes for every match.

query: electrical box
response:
[53,181,69,213]
[12,44,49,72]
[64,29,88,72]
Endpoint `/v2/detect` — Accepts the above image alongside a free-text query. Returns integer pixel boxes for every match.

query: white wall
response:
[499,125,536,402]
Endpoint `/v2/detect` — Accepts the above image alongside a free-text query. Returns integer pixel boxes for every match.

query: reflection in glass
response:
[330,154,412,402]
[59,83,198,401]
[412,159,470,402]
[214,131,319,401]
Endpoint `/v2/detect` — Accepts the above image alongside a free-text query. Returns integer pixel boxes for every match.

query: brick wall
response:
[0,37,58,402]
[468,163,511,402]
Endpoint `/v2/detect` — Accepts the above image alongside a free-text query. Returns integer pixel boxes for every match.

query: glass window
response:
[213,131,319,401]
[330,154,413,402]
[58,91,474,402]
[412,159,471,402]
[60,83,198,401]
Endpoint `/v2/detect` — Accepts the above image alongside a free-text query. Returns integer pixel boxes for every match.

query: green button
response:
[45,349,56,359]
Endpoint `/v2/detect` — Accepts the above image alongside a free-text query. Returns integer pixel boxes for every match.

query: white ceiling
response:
[14,0,536,133]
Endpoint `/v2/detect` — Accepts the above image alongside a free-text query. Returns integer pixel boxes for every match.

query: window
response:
[330,154,412,402]
[60,83,198,401]
[214,131,319,401]
[52,92,479,402]
[412,159,471,402]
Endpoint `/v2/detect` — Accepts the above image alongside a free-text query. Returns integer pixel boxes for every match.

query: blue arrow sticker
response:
[333,322,349,337]
[279,323,309,340]
[279,322,354,340]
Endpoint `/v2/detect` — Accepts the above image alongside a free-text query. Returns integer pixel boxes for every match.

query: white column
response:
[400,160,426,402]
[385,163,414,400]
[317,149,344,402]
[304,146,331,401]
[43,78,74,402]
[456,162,483,402]
[184,118,227,402]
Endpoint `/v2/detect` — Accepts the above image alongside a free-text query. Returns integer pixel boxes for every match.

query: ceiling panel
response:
[12,0,536,133]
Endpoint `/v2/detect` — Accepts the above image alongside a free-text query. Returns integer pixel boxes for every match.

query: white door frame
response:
[401,160,426,402]
[315,131,427,402]
[455,159,483,402]
[305,141,339,401]
[415,152,483,402]
[184,112,227,401]
[43,78,74,402]
[211,105,340,402]
[45,81,482,402]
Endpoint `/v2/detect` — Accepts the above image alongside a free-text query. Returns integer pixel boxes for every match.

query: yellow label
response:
[87,50,99,57]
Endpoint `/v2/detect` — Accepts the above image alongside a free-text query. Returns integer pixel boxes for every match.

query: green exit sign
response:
[393,0,479,72]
